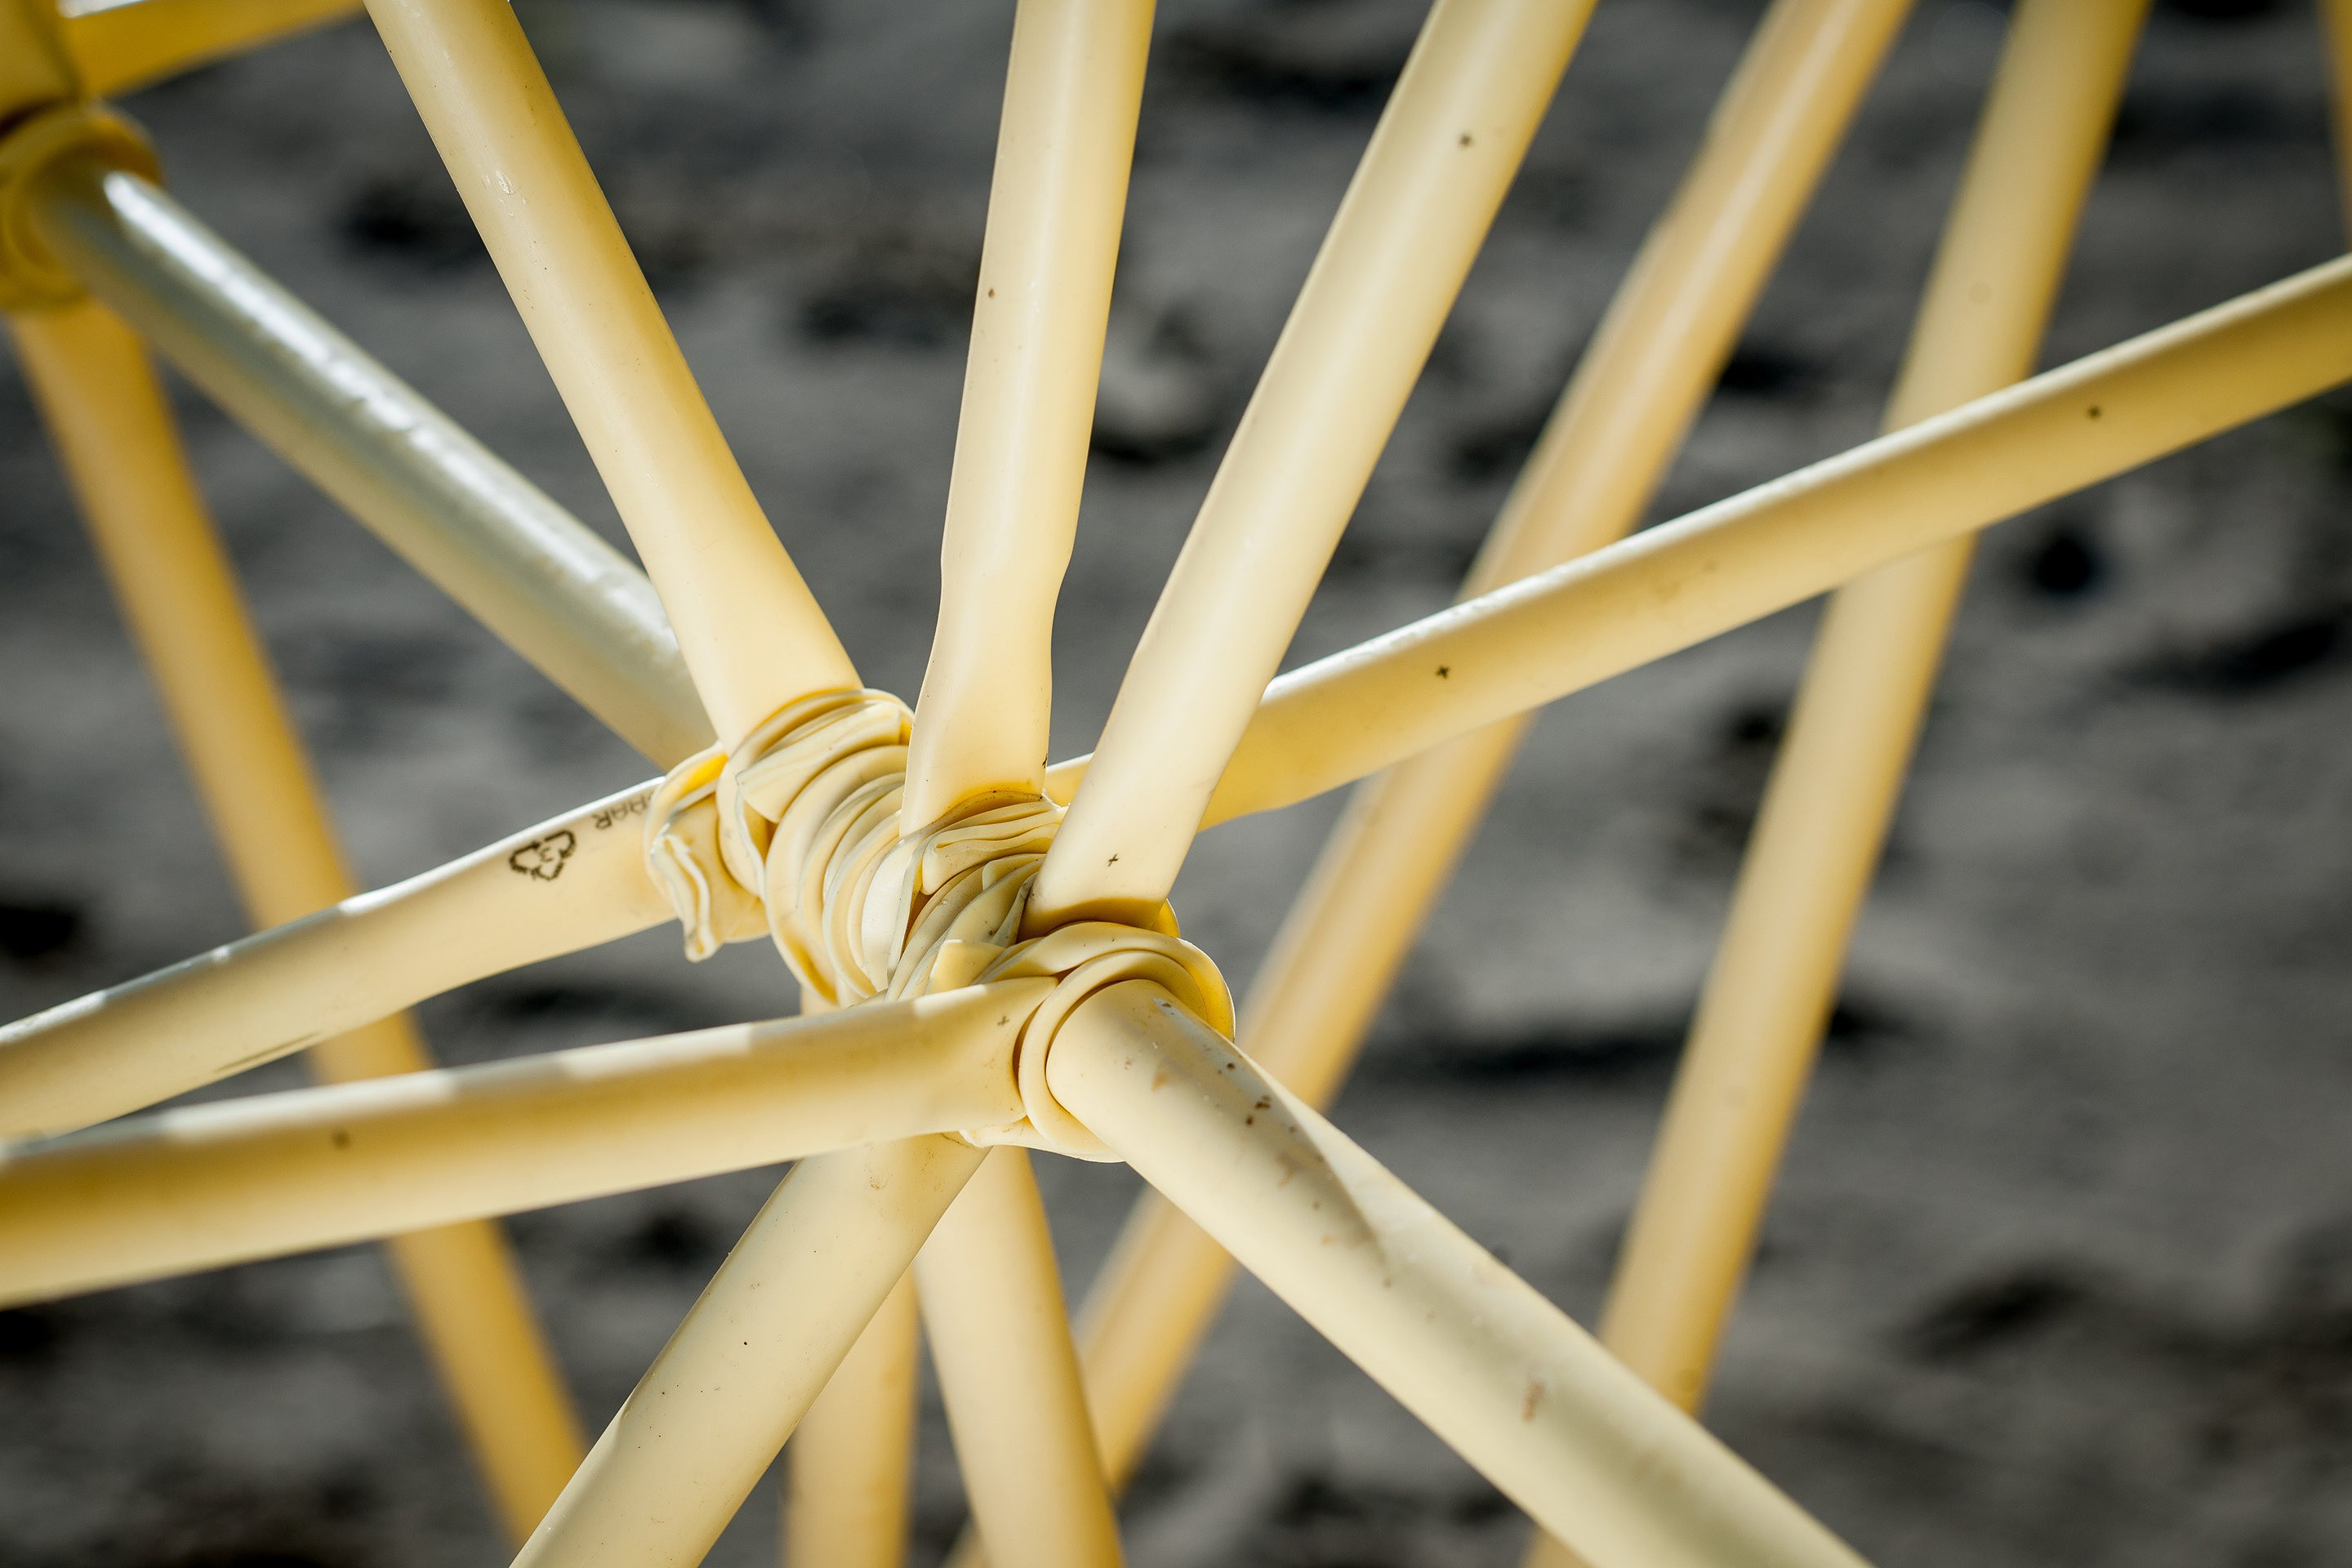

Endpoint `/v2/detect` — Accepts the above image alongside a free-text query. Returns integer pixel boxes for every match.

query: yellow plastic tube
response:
[1044,249,2352,835]
[0,782,675,1138]
[1048,982,1871,1568]
[29,157,710,767]
[2325,0,2352,235]
[1528,2,2147,1561]
[883,2,1155,1556]
[783,1276,921,1568]
[0,0,76,119]
[0,979,1044,1308]
[361,0,854,740]
[1197,250,2352,823]
[1030,0,1601,929]
[7,294,584,1539]
[10,299,396,951]
[516,1138,989,1568]
[1060,1192,1230,1499]
[902,0,1155,827]
[916,1148,1125,1568]
[1049,0,1914,1491]
[1596,0,2146,1418]
[60,0,362,98]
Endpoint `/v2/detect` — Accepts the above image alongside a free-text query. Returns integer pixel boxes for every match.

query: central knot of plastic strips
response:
[642,688,1231,1159]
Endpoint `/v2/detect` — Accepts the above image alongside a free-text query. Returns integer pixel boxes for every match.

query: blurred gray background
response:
[3,0,2350,1563]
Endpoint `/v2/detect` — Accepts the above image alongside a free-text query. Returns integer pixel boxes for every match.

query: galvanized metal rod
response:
[362,0,855,742]
[1180,251,2352,824]
[0,980,1044,1309]
[1048,982,1871,1568]
[1048,0,1913,1499]
[1029,0,1601,929]
[517,1138,989,1568]
[0,782,675,1138]
[916,1147,1125,1568]
[26,155,712,768]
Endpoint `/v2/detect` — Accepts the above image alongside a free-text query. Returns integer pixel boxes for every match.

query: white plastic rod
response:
[363,0,856,740]
[0,783,675,1138]
[1048,982,1869,1568]
[1029,0,1600,928]
[916,1148,1124,1568]
[902,0,1155,827]
[516,1138,989,1568]
[1188,252,2352,823]
[29,158,711,768]
[0,981,1044,1307]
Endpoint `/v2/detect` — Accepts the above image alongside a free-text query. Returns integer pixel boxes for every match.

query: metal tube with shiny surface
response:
[27,157,711,767]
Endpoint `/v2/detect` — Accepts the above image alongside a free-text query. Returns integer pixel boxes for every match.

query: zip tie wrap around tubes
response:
[644,688,1233,1160]
[0,103,157,310]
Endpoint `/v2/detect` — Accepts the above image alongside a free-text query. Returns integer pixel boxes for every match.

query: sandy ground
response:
[3,0,2350,1563]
